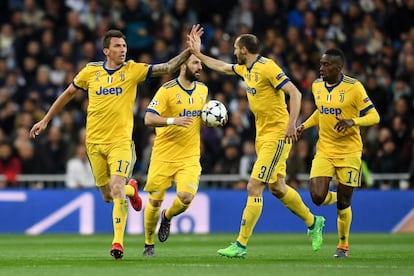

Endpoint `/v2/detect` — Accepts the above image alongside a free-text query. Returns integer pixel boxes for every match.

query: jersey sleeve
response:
[131,61,152,83]
[354,81,375,116]
[267,61,290,91]
[232,64,245,79]
[73,66,89,91]
[146,86,168,116]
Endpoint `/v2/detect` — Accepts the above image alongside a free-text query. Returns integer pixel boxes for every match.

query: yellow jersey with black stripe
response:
[146,79,208,162]
[232,56,291,140]
[311,74,375,157]
[73,60,152,144]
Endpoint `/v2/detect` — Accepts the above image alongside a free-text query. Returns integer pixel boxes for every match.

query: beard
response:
[236,55,245,65]
[185,68,199,82]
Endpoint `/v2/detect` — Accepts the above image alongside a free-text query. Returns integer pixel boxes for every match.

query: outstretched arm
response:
[151,24,204,77]
[30,84,78,138]
[188,27,234,75]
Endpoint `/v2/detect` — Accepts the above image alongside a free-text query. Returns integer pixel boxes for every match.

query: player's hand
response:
[173,116,193,128]
[29,120,48,138]
[285,123,298,144]
[334,116,355,133]
[296,124,305,138]
[188,24,203,54]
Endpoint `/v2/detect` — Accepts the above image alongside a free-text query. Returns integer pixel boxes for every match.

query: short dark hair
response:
[237,34,260,54]
[102,30,126,49]
[325,48,345,66]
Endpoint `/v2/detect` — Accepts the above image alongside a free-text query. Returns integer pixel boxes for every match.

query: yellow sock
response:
[280,185,314,227]
[337,207,352,249]
[237,196,263,246]
[125,184,134,197]
[112,198,128,246]
[144,202,160,245]
[322,191,337,205]
[165,197,189,220]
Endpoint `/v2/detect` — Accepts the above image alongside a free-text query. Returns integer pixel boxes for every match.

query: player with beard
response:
[188,33,325,257]
[142,55,208,257]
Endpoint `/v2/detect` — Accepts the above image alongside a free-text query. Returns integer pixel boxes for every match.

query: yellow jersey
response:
[73,60,152,144]
[310,74,375,158]
[146,79,208,162]
[232,56,291,140]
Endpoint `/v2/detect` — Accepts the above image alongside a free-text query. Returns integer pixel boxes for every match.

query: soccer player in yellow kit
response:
[189,33,325,257]
[297,48,380,258]
[30,26,203,259]
[142,54,208,257]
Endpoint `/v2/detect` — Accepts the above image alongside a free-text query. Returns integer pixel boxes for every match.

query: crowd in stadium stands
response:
[0,0,414,190]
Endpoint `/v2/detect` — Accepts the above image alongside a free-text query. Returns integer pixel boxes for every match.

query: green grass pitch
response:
[1,233,413,276]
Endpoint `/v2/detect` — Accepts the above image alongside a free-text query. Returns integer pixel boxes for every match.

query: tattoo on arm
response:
[151,49,191,76]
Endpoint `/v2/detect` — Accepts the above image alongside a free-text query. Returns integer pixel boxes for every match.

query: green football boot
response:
[217,242,247,258]
[307,215,325,251]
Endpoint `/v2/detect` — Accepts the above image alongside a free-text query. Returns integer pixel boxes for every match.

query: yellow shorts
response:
[310,155,361,187]
[144,159,201,200]
[86,141,136,187]
[251,140,291,184]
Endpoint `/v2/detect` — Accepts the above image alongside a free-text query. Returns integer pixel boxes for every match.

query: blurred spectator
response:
[287,139,310,188]
[0,23,15,66]
[254,0,286,36]
[365,74,390,117]
[108,0,125,29]
[325,12,347,46]
[49,56,68,88]
[38,29,58,65]
[213,140,240,188]
[225,0,254,35]
[234,140,256,190]
[21,0,44,30]
[287,0,308,29]
[36,126,69,182]
[170,0,198,31]
[29,65,57,107]
[0,87,18,134]
[65,144,95,189]
[78,0,103,32]
[371,138,400,189]
[15,139,45,188]
[121,0,152,58]
[0,142,21,188]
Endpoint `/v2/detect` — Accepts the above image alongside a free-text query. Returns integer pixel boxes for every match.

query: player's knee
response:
[268,185,283,198]
[148,199,163,207]
[337,199,351,210]
[178,192,194,205]
[246,180,263,196]
[268,179,286,198]
[110,182,124,198]
[310,191,325,206]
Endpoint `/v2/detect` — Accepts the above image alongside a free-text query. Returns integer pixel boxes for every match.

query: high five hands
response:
[187,24,203,53]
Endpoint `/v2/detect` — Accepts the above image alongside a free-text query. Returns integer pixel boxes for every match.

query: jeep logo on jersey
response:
[96,87,123,96]
[320,105,342,116]
[179,108,202,117]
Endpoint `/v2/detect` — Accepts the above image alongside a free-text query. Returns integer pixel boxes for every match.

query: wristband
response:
[166,118,175,125]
